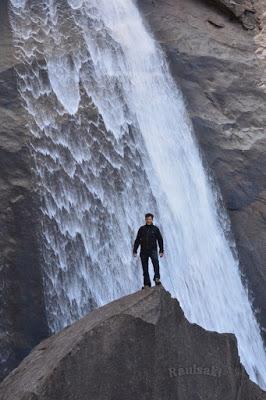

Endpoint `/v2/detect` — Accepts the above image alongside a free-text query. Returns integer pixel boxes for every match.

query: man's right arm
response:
[133,227,142,254]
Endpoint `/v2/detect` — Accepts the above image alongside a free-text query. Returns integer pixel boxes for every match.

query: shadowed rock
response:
[0,0,49,381]
[0,286,265,400]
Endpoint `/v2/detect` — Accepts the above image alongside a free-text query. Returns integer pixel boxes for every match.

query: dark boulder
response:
[0,286,265,400]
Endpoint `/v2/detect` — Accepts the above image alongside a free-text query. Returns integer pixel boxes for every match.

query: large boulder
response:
[0,286,265,400]
[138,0,266,341]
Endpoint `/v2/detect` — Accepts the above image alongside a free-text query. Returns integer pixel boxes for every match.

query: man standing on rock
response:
[133,213,164,288]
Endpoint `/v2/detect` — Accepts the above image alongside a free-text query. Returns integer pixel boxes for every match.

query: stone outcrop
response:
[0,286,265,400]
[0,0,49,381]
[138,0,266,341]
[212,0,258,29]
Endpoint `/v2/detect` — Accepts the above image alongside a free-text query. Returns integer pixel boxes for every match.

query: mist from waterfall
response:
[10,0,266,388]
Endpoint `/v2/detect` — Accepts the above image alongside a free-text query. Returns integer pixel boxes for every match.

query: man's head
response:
[145,213,154,225]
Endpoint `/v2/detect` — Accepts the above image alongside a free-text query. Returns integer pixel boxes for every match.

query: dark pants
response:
[140,249,160,286]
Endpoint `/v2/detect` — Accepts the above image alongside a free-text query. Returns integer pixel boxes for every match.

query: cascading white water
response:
[10,0,266,388]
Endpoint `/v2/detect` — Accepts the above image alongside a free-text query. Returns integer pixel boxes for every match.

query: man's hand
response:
[159,252,164,258]
[133,252,137,257]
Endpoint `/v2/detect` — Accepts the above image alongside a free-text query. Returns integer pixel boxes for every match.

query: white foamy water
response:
[10,0,266,388]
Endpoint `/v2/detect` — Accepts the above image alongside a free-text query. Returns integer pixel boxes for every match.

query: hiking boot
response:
[142,284,151,290]
[155,278,161,286]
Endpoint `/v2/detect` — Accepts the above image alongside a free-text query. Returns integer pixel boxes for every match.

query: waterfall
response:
[10,0,266,388]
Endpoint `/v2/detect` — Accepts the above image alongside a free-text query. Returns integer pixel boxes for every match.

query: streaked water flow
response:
[10,0,266,388]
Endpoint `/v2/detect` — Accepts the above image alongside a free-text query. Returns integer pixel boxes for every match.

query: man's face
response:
[145,216,153,225]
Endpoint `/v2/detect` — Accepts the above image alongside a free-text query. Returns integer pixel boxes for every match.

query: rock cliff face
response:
[138,0,266,339]
[0,286,265,400]
[0,0,49,382]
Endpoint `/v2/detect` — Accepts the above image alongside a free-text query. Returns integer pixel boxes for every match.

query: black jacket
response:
[133,223,164,254]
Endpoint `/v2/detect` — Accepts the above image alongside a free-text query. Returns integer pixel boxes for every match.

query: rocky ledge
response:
[0,286,265,400]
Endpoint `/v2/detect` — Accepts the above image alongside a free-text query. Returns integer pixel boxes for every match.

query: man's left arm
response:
[156,227,164,255]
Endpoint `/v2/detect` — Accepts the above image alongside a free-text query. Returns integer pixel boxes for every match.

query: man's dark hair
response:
[145,213,154,219]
